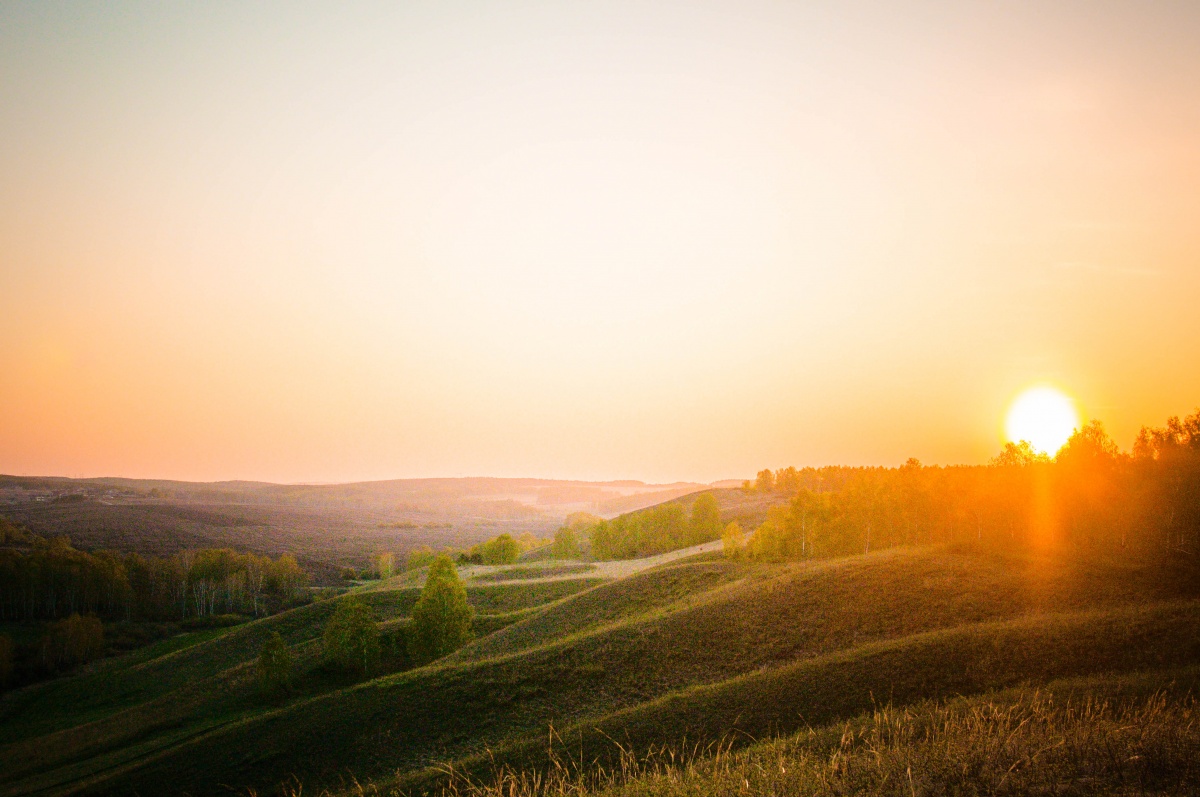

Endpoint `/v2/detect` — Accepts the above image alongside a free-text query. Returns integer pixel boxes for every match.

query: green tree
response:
[689,493,722,545]
[721,522,744,560]
[372,551,395,579]
[257,631,294,695]
[0,635,12,687]
[40,614,104,671]
[323,598,380,674]
[551,526,580,559]
[407,555,473,664]
[480,533,521,564]
[405,545,438,571]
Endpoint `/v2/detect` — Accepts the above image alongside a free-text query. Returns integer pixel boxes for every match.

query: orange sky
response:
[2,2,1199,484]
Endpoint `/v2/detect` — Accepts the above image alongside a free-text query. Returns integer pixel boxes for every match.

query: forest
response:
[0,520,310,623]
[580,410,1200,566]
[736,412,1200,562]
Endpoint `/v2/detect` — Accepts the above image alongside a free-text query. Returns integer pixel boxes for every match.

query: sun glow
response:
[1005,387,1080,455]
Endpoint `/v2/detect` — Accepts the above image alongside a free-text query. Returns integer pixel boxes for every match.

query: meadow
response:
[1,536,1197,796]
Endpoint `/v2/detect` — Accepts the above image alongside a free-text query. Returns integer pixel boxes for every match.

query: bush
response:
[479,534,521,565]
[257,631,294,695]
[40,614,104,672]
[721,522,744,559]
[0,635,12,687]
[180,613,247,630]
[408,555,473,665]
[406,546,437,571]
[551,527,580,559]
[323,598,381,674]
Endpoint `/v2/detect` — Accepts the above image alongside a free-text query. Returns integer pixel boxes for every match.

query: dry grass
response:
[298,689,1200,797]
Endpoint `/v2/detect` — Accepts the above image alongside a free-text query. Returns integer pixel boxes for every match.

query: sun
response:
[1005,387,1080,455]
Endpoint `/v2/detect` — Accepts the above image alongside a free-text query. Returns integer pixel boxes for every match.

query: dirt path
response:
[375,539,724,590]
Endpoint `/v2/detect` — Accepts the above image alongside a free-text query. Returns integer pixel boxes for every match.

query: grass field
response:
[424,668,1200,797]
[2,544,1198,796]
[0,578,602,796]
[0,545,1189,795]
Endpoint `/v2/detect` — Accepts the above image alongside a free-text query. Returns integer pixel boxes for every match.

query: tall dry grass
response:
[286,690,1198,797]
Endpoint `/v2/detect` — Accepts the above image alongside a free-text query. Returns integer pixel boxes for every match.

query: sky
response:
[2,1,1199,484]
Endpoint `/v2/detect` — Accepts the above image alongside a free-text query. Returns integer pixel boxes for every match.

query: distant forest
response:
[0,520,309,622]
[589,410,1200,564]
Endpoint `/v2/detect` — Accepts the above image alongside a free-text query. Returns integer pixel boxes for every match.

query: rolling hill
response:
[3,541,1197,796]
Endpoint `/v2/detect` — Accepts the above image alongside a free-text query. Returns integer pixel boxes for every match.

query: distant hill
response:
[0,475,708,568]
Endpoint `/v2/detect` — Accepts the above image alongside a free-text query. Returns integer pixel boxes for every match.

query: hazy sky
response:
[2,1,1199,483]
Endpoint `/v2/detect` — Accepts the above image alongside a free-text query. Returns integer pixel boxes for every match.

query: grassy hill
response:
[0,577,602,795]
[3,544,1195,796]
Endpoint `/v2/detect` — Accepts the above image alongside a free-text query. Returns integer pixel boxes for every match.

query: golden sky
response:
[2,2,1199,483]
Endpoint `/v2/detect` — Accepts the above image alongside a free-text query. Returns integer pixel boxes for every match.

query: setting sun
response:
[1005,387,1080,455]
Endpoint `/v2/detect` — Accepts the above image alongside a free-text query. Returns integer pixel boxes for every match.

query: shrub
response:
[257,631,294,695]
[40,614,104,671]
[323,598,381,674]
[0,635,12,687]
[479,534,521,565]
[407,555,473,665]
[551,527,580,559]
[721,522,744,559]
[406,545,438,571]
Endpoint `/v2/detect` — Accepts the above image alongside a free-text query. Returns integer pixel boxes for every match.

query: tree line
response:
[589,493,723,560]
[0,525,310,622]
[730,411,1200,563]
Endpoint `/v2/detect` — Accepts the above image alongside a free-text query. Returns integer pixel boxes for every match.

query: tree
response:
[257,631,294,695]
[405,546,437,571]
[551,527,580,559]
[479,534,521,565]
[407,555,473,665]
[689,493,722,545]
[40,614,104,671]
[323,598,380,674]
[372,552,395,580]
[721,522,744,559]
[0,635,12,687]
[755,469,776,492]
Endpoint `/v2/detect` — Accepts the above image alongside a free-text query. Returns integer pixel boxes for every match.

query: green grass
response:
[62,547,1200,797]
[470,564,597,582]
[0,578,599,795]
[453,561,743,663]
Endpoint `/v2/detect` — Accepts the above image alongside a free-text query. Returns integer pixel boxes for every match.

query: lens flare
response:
[1005,387,1079,455]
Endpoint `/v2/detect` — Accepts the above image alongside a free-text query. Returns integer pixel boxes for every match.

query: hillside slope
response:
[52,546,1200,797]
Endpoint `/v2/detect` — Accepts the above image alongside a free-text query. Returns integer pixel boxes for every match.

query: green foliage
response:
[323,598,381,674]
[406,545,438,571]
[0,538,308,622]
[721,522,743,559]
[689,493,722,542]
[0,516,32,545]
[551,527,580,559]
[479,534,521,565]
[371,551,395,579]
[256,631,293,695]
[590,494,724,561]
[408,555,473,664]
[39,614,104,672]
[0,634,12,687]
